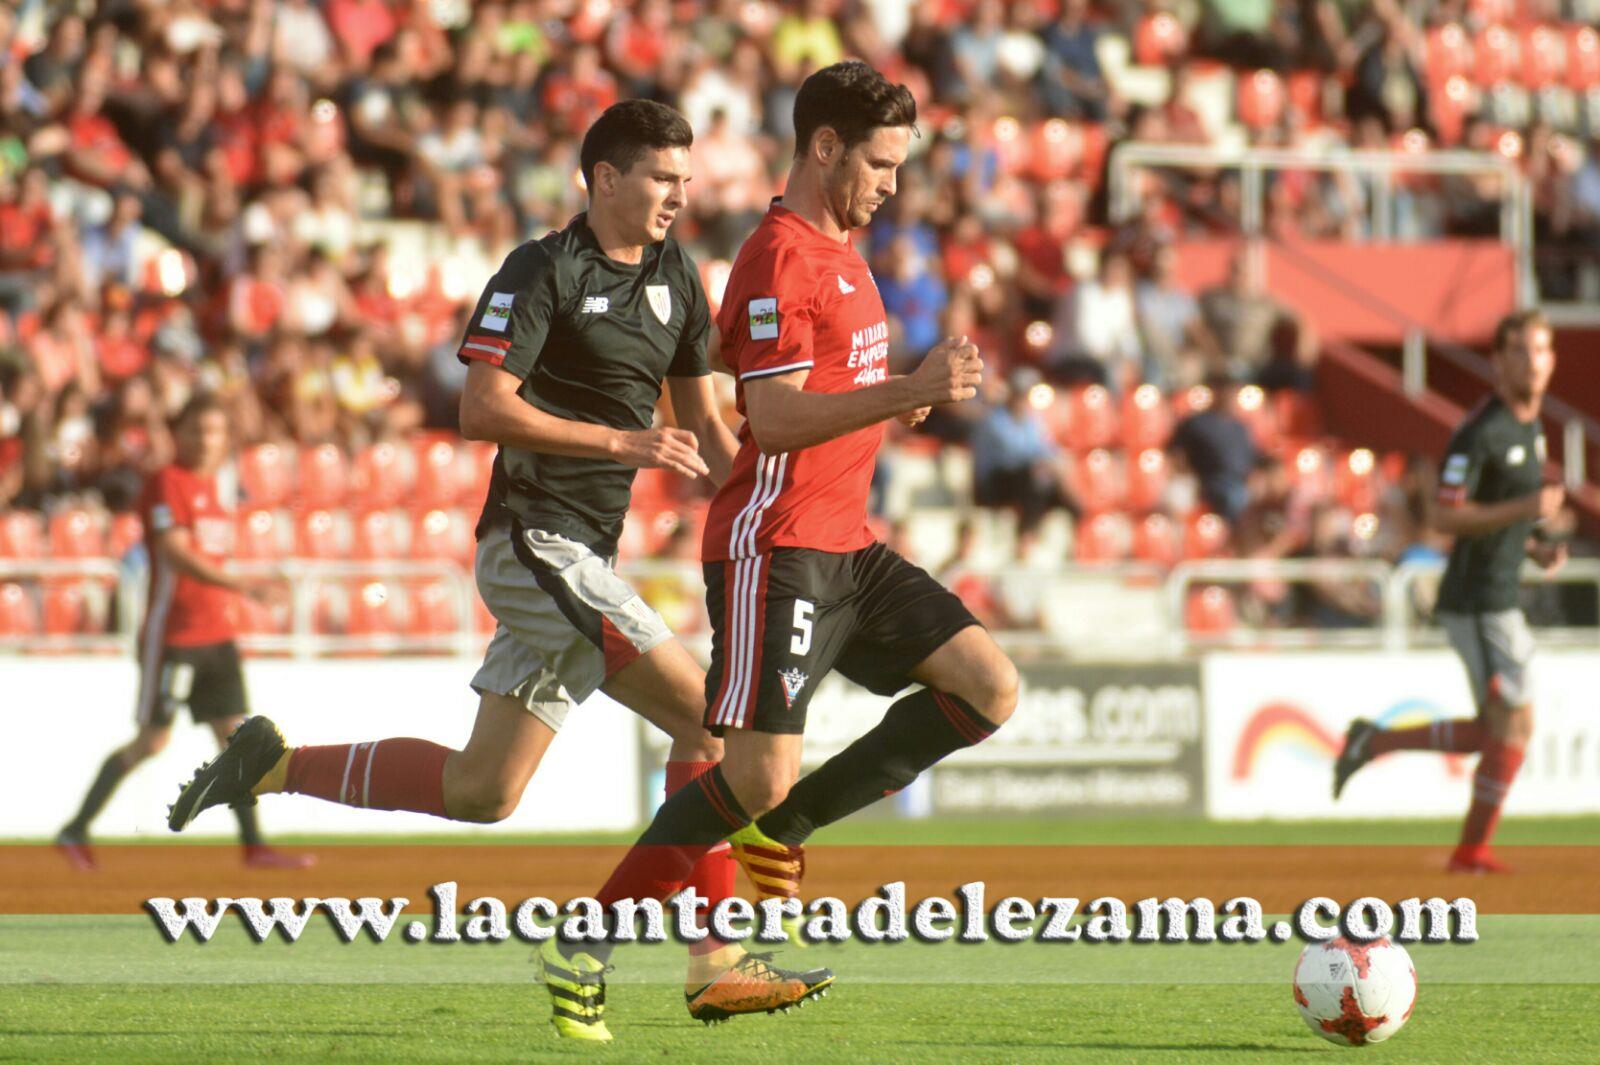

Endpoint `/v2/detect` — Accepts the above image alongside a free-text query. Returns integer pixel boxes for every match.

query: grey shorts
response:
[471,525,673,731]
[1437,609,1535,708]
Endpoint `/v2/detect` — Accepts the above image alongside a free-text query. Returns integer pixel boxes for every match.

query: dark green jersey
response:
[1435,396,1547,613]
[456,214,711,552]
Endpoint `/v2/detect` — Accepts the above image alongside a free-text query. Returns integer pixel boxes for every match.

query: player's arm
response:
[742,336,981,455]
[152,527,276,603]
[1431,432,1563,536]
[666,374,738,487]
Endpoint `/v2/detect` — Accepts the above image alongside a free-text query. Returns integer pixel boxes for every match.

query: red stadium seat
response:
[1070,448,1123,515]
[0,510,45,558]
[412,508,474,566]
[1026,119,1081,183]
[1467,0,1515,27]
[236,594,290,636]
[1133,13,1187,66]
[236,508,289,560]
[1523,25,1567,90]
[1120,384,1172,449]
[1569,27,1600,91]
[1289,445,1332,498]
[1233,384,1281,453]
[414,437,466,510]
[1126,448,1170,513]
[464,441,497,506]
[48,508,105,558]
[1073,512,1132,563]
[107,512,143,559]
[1474,25,1519,87]
[297,443,349,508]
[1065,385,1118,450]
[42,582,87,635]
[1424,23,1474,87]
[1132,513,1182,566]
[346,579,404,636]
[0,582,39,636]
[405,578,460,637]
[1274,390,1323,439]
[296,509,346,559]
[352,441,413,509]
[1236,69,1286,130]
[1182,512,1231,559]
[353,509,409,561]
[989,115,1029,176]
[1334,448,1382,512]
[1184,585,1237,635]
[1431,76,1475,146]
[1286,71,1322,123]
[1170,384,1213,419]
[238,443,294,507]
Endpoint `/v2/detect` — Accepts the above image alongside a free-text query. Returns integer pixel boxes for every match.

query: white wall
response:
[3,657,641,838]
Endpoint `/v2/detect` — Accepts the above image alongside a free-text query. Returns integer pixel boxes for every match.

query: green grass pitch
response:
[4,816,1595,1062]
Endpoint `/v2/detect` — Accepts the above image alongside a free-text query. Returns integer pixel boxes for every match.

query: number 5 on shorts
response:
[791,599,814,656]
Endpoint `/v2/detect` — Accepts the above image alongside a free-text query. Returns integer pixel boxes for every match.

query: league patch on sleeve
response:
[480,292,514,332]
[151,504,174,530]
[748,297,778,341]
[1441,453,1470,485]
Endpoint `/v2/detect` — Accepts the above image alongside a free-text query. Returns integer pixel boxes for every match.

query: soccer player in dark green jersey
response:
[1333,310,1568,873]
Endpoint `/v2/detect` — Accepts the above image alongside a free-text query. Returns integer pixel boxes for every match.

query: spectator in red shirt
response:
[328,0,399,72]
[64,66,151,192]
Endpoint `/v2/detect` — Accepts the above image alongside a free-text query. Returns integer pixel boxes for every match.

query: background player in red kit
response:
[545,61,1020,1040]
[55,394,307,870]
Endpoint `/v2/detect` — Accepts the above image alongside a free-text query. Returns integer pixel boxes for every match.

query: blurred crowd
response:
[1,0,1595,629]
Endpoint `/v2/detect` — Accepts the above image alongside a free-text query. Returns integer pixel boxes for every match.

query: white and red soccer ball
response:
[1293,937,1417,1046]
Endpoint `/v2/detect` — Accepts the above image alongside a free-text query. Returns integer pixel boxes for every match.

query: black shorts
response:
[703,543,980,734]
[134,641,249,728]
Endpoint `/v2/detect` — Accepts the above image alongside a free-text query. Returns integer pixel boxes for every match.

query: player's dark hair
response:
[793,60,918,158]
[174,392,227,427]
[1494,309,1550,353]
[579,100,693,190]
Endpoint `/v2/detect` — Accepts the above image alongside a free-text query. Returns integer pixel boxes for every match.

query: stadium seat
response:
[413,437,465,510]
[1234,385,1281,453]
[1273,390,1323,439]
[346,579,404,636]
[1132,13,1186,67]
[989,115,1028,176]
[1073,511,1132,564]
[107,512,143,559]
[412,508,474,566]
[42,582,87,635]
[465,441,497,505]
[1286,70,1321,122]
[352,509,409,561]
[1467,0,1515,28]
[1334,448,1382,512]
[1424,23,1474,87]
[1236,69,1286,130]
[1125,448,1171,513]
[297,443,349,508]
[1182,512,1231,559]
[0,510,45,558]
[1289,445,1332,497]
[1132,512,1182,566]
[1474,25,1519,87]
[48,508,105,558]
[1569,27,1600,91]
[1431,76,1475,146]
[236,508,289,560]
[0,582,38,636]
[1184,585,1237,635]
[1069,448,1124,515]
[236,594,290,636]
[1026,119,1080,183]
[405,578,460,638]
[1120,384,1172,449]
[1170,384,1213,419]
[1523,24,1567,90]
[296,509,346,559]
[238,442,294,507]
[352,441,413,509]
[1064,385,1118,450]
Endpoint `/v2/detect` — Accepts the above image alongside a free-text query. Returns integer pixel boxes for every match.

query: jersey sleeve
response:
[667,256,712,378]
[721,246,817,382]
[145,469,192,534]
[1437,423,1485,507]
[456,243,560,380]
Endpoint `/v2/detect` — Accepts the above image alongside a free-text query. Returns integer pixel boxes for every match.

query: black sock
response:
[755,689,997,845]
[234,803,263,847]
[63,752,133,838]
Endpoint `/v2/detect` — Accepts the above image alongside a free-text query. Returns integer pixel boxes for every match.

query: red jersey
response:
[704,203,890,562]
[139,463,238,647]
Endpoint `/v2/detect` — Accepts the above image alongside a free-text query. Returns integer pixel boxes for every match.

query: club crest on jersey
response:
[581,296,610,314]
[646,284,671,324]
[777,667,808,707]
[837,275,855,295]
[1508,445,1526,465]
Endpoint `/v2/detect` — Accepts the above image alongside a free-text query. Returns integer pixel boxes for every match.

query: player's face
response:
[177,409,231,472]
[612,146,691,245]
[828,125,911,230]
[1497,324,1555,402]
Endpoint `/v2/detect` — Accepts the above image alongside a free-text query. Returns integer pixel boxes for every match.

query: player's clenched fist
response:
[911,335,983,405]
[1532,483,1565,522]
[614,426,710,479]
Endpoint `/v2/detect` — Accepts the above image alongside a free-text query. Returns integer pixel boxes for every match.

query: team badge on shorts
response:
[777,667,808,708]
[646,284,671,324]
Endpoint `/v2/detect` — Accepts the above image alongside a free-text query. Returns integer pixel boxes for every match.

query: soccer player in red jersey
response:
[55,394,309,870]
[1334,311,1566,873]
[544,62,1019,1039]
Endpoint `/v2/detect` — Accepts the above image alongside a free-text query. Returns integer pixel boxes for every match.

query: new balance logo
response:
[581,296,610,314]
[778,667,808,708]
[837,275,855,295]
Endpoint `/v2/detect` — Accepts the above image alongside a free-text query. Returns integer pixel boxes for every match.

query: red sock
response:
[667,761,737,958]
[1458,737,1525,848]
[1370,718,1484,756]
[284,739,451,817]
